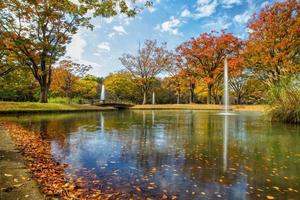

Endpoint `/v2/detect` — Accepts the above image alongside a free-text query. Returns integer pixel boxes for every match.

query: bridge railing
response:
[79,99,135,105]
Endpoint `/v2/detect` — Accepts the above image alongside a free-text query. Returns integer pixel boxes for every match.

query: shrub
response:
[268,76,300,123]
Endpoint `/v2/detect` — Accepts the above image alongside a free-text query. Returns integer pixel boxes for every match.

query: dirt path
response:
[0,127,45,200]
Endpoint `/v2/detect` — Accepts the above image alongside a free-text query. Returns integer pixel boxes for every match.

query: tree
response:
[176,31,242,104]
[73,75,99,99]
[0,39,18,77]
[120,40,172,104]
[51,60,91,98]
[165,54,184,104]
[0,0,150,102]
[104,71,138,103]
[0,67,38,101]
[245,0,300,86]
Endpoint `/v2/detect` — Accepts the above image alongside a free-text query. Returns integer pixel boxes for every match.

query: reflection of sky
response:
[23,110,300,199]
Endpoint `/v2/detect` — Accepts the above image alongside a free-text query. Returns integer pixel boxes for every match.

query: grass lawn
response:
[130,104,269,112]
[0,101,115,114]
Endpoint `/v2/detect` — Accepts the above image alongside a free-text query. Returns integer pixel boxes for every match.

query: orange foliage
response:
[245,0,300,85]
[176,31,243,103]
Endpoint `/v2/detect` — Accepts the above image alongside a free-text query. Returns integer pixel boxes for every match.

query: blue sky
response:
[65,0,275,77]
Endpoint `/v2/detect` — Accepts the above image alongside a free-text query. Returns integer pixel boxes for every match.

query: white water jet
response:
[218,58,236,116]
[224,58,229,113]
[100,84,105,103]
[152,91,155,105]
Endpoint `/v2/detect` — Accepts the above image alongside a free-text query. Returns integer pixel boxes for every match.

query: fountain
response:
[152,91,155,105]
[224,58,229,113]
[219,57,235,115]
[100,84,105,103]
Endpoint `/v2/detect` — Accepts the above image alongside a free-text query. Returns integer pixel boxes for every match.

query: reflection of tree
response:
[3,111,300,199]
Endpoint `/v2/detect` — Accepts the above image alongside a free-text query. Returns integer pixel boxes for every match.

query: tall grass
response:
[268,76,300,123]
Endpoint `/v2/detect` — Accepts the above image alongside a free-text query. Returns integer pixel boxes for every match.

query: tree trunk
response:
[237,94,242,105]
[40,84,48,103]
[207,84,212,104]
[189,83,195,104]
[142,91,147,105]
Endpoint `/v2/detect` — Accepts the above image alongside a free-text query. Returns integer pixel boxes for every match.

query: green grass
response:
[0,101,115,114]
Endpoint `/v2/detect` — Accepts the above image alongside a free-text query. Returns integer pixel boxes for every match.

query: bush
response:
[48,97,81,104]
[268,76,300,123]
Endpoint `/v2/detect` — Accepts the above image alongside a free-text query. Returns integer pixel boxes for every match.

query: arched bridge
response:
[80,99,134,109]
[95,102,134,109]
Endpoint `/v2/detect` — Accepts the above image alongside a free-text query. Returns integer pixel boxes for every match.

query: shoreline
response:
[130,104,268,112]
[0,127,45,200]
[0,102,268,114]
[0,101,116,114]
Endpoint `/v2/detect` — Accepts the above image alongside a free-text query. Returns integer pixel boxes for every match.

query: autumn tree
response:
[177,31,242,104]
[51,60,91,98]
[120,40,173,104]
[0,38,18,77]
[245,0,300,86]
[0,0,150,102]
[104,71,138,103]
[74,75,100,99]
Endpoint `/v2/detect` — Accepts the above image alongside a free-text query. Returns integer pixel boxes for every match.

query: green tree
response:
[0,67,38,101]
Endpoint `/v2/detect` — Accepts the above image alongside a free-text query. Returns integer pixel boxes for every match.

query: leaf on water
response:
[13,183,24,188]
[266,195,275,199]
[135,186,142,192]
[4,173,13,177]
[273,186,280,191]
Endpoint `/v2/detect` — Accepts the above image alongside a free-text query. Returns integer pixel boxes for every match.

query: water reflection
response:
[2,111,300,199]
[223,115,228,172]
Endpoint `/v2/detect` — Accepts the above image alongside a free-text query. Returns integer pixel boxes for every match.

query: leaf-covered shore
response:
[1,122,120,199]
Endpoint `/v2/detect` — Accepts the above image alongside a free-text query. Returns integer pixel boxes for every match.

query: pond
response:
[4,110,300,199]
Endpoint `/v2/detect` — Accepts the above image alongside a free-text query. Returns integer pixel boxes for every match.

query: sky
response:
[65,0,275,77]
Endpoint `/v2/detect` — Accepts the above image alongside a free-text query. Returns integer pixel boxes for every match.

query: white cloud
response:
[94,42,111,55]
[148,7,156,13]
[104,17,114,24]
[233,11,251,24]
[260,1,270,8]
[221,0,241,8]
[108,32,115,38]
[65,29,102,70]
[203,16,231,31]
[113,25,127,35]
[181,8,191,17]
[155,16,182,35]
[194,0,218,19]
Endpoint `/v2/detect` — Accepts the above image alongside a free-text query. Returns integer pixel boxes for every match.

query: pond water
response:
[4,110,300,199]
